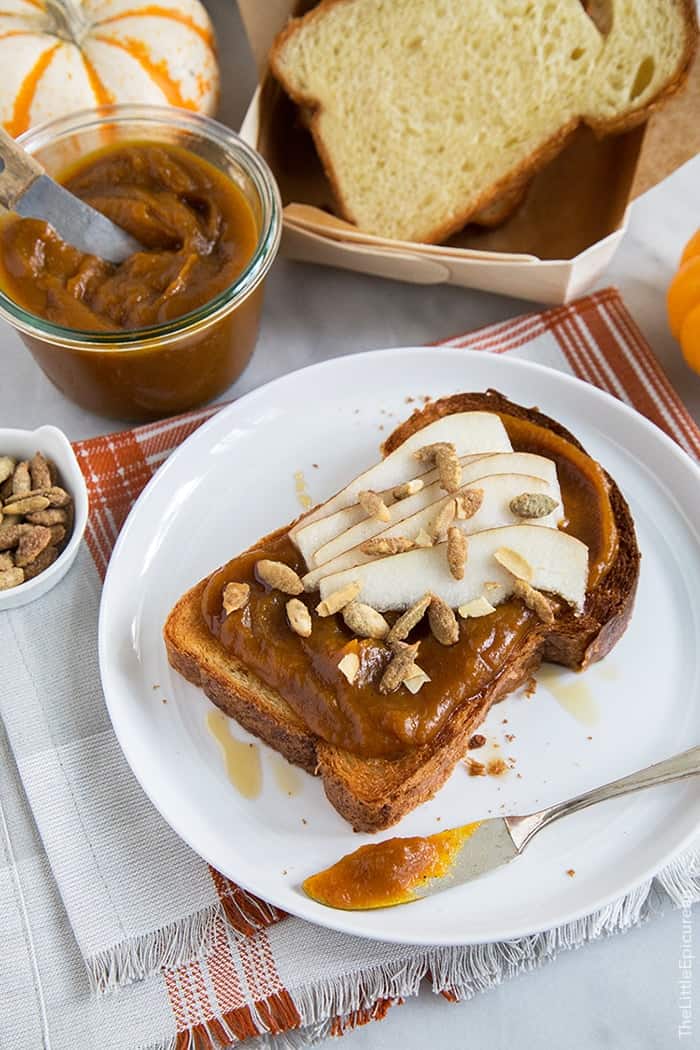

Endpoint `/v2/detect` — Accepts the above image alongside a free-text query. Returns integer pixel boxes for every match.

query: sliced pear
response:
[317,524,588,613]
[302,473,561,591]
[289,412,511,548]
[383,452,486,498]
[295,449,557,567]
[294,452,487,566]
[313,467,562,569]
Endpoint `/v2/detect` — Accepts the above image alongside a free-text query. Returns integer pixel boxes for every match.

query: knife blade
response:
[416,818,519,897]
[14,174,142,264]
[0,125,142,265]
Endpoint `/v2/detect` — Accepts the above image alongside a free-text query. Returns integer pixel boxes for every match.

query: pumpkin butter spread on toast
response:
[164,392,639,831]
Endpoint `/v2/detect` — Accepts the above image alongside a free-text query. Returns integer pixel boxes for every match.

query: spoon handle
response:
[506,745,700,851]
[0,125,44,212]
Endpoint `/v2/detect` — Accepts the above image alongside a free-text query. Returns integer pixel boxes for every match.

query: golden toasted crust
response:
[269,0,698,245]
[164,392,640,832]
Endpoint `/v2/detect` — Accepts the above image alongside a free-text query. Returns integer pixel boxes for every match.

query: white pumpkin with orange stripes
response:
[0,0,219,137]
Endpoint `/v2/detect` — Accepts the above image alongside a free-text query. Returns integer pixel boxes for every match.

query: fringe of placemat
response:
[656,844,700,904]
[209,866,286,939]
[89,877,285,991]
[428,881,655,999]
[88,883,284,993]
[88,903,223,994]
[142,850,700,1050]
[286,890,653,1033]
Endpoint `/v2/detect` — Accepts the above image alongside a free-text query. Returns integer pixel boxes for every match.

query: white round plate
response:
[99,349,700,946]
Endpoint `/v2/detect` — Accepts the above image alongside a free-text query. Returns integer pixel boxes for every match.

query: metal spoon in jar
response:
[0,124,142,264]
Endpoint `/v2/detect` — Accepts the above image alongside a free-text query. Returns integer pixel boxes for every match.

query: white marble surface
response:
[1,1,699,1045]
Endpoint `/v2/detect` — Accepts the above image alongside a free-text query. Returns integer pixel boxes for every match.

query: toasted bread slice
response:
[269,0,697,243]
[164,392,639,832]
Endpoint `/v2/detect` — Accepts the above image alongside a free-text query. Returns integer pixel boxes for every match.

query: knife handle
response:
[507,744,700,851]
[0,125,44,212]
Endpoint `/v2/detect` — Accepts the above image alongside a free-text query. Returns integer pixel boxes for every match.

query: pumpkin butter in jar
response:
[0,106,281,421]
[0,144,258,331]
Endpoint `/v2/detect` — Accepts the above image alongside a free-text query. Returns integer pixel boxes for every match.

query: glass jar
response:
[0,105,282,421]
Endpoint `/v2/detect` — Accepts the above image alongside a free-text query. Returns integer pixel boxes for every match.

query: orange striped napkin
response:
[3,288,698,1050]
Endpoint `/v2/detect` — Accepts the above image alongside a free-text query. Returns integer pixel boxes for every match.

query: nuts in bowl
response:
[0,451,73,588]
[0,426,88,610]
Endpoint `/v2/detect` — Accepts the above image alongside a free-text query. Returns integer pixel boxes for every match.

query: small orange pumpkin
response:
[667,228,700,374]
[0,0,219,138]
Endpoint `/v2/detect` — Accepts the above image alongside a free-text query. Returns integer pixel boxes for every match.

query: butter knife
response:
[304,745,700,909]
[0,124,141,264]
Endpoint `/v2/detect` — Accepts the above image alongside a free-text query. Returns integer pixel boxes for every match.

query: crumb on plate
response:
[487,758,509,777]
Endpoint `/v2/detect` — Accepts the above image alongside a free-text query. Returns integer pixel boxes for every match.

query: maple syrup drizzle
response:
[537,666,600,727]
[271,754,303,797]
[207,709,262,799]
[294,470,313,510]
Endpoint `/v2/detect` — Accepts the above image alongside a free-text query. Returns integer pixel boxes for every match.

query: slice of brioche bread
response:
[164,392,640,832]
[469,178,532,229]
[270,0,697,243]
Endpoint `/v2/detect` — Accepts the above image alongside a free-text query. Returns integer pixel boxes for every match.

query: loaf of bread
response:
[270,0,697,243]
